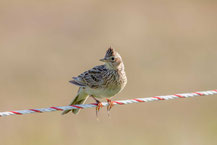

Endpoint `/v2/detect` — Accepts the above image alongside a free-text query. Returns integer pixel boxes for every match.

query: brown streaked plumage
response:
[62,47,127,116]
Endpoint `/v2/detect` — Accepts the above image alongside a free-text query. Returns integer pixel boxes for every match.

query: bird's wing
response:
[69,65,107,88]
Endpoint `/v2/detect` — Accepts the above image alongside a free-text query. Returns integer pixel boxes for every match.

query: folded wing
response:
[69,65,107,88]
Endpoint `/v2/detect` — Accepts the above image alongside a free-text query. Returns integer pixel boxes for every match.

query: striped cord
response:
[0,89,216,117]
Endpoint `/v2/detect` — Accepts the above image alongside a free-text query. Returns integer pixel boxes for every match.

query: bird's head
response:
[100,47,123,69]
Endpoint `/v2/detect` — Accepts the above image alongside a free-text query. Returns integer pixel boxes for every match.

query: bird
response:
[62,47,127,116]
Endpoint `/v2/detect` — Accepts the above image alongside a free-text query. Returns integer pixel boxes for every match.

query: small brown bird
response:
[62,47,127,116]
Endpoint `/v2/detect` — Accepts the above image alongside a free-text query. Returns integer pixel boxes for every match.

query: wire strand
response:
[0,89,216,117]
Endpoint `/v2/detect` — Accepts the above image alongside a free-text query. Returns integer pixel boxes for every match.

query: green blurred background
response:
[0,0,217,145]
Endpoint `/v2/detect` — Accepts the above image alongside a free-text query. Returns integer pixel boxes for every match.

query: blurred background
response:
[0,0,217,145]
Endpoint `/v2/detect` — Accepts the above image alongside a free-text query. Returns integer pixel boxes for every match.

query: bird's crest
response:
[105,47,115,57]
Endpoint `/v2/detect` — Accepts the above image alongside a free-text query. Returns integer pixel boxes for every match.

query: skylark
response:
[62,47,127,116]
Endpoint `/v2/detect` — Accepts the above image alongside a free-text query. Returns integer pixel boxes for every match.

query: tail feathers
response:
[62,91,88,115]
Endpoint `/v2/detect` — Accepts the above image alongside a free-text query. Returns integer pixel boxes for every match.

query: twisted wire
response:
[0,89,216,117]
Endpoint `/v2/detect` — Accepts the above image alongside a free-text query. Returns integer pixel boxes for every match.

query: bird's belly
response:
[85,86,122,98]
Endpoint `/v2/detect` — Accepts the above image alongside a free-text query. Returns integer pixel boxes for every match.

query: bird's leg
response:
[91,96,103,117]
[106,98,114,117]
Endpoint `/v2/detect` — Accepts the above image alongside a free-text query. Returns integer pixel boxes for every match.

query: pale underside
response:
[83,85,123,99]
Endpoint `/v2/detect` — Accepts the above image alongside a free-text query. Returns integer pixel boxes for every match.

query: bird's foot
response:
[106,98,114,117]
[96,100,103,118]
[91,96,103,118]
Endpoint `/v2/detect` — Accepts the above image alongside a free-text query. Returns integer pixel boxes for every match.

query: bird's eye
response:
[111,57,115,61]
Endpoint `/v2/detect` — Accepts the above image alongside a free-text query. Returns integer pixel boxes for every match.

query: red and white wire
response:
[0,89,216,117]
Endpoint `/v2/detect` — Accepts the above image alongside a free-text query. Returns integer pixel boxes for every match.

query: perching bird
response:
[62,47,127,116]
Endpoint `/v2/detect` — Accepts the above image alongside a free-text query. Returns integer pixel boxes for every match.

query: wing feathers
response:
[69,80,86,87]
[69,65,108,88]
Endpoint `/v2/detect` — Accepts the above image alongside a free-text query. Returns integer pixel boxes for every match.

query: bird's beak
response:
[100,58,107,62]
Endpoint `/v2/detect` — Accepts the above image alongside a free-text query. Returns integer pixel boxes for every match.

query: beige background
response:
[0,0,217,145]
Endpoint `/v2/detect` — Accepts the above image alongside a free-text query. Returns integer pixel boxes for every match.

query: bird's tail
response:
[62,88,88,115]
